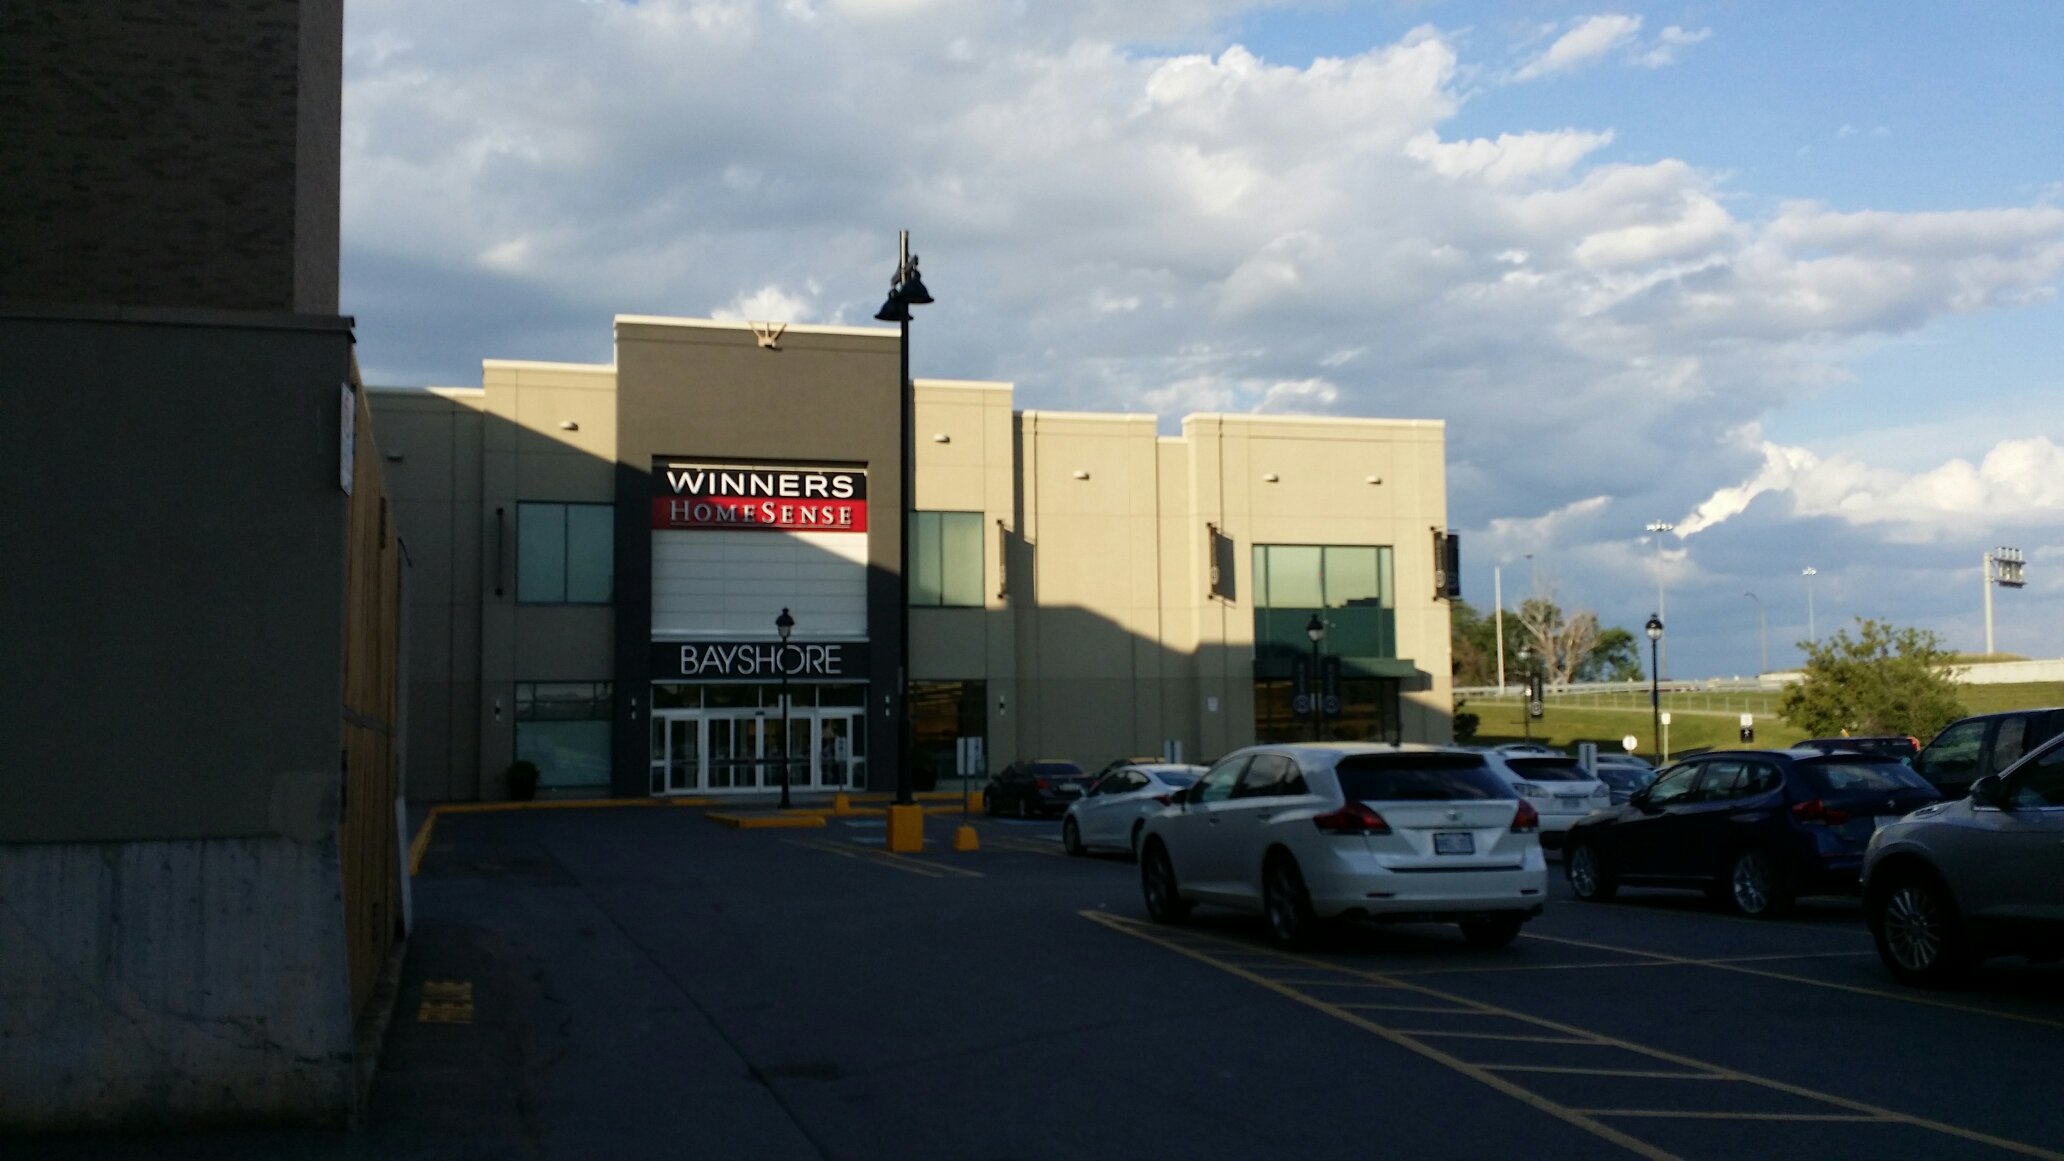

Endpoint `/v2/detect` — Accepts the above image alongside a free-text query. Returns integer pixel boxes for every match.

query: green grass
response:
[1459,680,2064,757]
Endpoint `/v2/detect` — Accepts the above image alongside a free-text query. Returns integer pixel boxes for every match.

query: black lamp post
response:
[776,607,795,809]
[1305,613,1325,742]
[875,231,933,807]
[1645,613,1664,764]
[1518,645,1534,742]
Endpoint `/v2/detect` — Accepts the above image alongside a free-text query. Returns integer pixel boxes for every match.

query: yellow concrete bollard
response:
[886,803,925,852]
[832,792,851,815]
[952,824,980,852]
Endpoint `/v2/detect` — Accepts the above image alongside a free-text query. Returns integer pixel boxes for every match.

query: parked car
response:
[1863,730,2064,987]
[1476,749,1610,848]
[1911,707,2064,799]
[1063,763,1205,858]
[983,759,1090,818]
[1796,736,1919,764]
[1564,748,1943,916]
[1137,744,1547,949]
[1494,743,1564,756]
[1084,755,1168,787]
[1591,758,1657,805]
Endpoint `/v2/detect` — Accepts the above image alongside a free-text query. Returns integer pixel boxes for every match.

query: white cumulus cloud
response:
[1514,14,1643,81]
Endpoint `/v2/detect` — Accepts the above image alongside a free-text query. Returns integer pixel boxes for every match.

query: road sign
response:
[1660,711,1673,726]
[1321,656,1342,718]
[1621,735,1638,753]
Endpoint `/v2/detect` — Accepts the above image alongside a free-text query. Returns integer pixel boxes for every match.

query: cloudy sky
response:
[342,1,2064,679]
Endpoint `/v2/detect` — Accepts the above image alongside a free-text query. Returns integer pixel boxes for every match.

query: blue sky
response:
[341,1,2064,678]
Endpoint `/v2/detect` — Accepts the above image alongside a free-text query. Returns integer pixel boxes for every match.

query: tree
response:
[1448,599,1531,686]
[1778,618,1967,739]
[1515,590,1601,686]
[1575,627,1644,683]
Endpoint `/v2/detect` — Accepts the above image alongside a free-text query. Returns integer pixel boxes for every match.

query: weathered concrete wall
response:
[0,835,356,1129]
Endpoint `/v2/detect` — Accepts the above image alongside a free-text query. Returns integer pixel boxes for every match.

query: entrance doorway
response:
[649,704,866,795]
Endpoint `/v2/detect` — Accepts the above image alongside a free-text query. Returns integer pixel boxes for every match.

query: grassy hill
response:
[1460,680,2064,758]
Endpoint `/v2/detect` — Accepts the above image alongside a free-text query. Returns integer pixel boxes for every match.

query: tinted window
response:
[1992,716,2029,770]
[1234,754,1296,798]
[1336,754,1515,802]
[1918,720,1987,780]
[1031,762,1084,778]
[1744,762,1783,795]
[1645,765,1700,806]
[1195,756,1249,803]
[1797,758,1933,793]
[1504,757,1590,782]
[1595,767,1654,792]
[2006,738,2064,807]
[1694,761,1746,801]
[1154,771,1201,789]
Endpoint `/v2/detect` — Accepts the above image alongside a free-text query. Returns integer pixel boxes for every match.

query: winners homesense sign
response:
[654,465,867,532]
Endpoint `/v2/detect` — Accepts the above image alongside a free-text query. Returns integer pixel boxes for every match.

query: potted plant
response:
[506,759,540,802]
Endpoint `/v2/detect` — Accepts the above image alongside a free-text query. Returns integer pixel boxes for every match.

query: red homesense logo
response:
[652,496,867,532]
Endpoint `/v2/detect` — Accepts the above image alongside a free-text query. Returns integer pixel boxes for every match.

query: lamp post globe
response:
[1305,614,1325,741]
[1644,614,1664,765]
[776,608,795,809]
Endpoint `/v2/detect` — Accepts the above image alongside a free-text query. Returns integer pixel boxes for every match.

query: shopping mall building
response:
[371,315,1458,802]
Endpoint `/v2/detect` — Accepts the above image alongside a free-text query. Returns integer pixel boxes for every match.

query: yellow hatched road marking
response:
[784,837,985,878]
[1381,949,1875,977]
[1337,1003,1497,1014]
[1521,931,2064,1031]
[1487,1066,1723,1080]
[1084,911,2064,1161]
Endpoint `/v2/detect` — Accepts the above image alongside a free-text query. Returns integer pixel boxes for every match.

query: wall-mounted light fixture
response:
[931,433,951,443]
[1262,472,1280,482]
[1072,470,1090,480]
[1366,475,1383,485]
[385,451,405,463]
[558,420,579,431]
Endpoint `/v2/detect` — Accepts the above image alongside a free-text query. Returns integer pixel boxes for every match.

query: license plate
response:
[1433,832,1475,856]
[1555,795,1586,804]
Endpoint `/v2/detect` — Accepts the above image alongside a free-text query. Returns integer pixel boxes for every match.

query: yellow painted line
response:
[407,811,439,876]
[433,798,667,814]
[1087,912,2064,1161]
[416,979,474,1024]
[784,838,985,879]
[1396,1031,1604,1045]
[1487,1067,1722,1080]
[1336,1003,1496,1015]
[707,812,828,829]
[1522,931,2064,1032]
[1382,949,1876,978]
[1082,911,1681,1161]
[1578,1110,1892,1123]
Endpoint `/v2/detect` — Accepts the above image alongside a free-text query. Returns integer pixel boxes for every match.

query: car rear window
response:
[1504,757,1591,782]
[1154,771,1200,788]
[1594,767,1653,791]
[1336,754,1516,802]
[1797,758,1933,793]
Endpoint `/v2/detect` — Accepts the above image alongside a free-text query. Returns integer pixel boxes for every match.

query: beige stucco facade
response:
[373,315,1455,802]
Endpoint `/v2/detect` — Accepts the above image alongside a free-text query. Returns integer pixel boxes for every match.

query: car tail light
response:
[1034,777,1051,790]
[1790,798,1852,825]
[1151,794,1172,806]
[1314,803,1391,835]
[1510,801,1540,833]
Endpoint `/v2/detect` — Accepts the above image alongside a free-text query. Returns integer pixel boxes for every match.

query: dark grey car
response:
[1910,706,2064,799]
[1862,731,2064,986]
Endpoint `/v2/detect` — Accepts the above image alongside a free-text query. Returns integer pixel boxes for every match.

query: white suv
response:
[1138,744,1549,948]
[1476,749,1610,848]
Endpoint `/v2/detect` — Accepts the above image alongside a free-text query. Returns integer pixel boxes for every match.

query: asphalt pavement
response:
[23,803,2064,1161]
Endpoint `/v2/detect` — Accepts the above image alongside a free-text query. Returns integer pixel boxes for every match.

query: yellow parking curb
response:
[708,812,829,830]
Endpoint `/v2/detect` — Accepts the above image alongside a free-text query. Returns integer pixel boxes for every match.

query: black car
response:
[1796,735,1919,764]
[1563,748,1942,916]
[984,759,1090,818]
[1911,707,2064,799]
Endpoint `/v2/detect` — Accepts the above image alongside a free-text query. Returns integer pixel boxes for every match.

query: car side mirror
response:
[1968,774,2005,807]
[1628,787,1650,808]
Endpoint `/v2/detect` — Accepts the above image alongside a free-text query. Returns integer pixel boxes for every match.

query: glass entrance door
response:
[650,713,703,795]
[707,712,770,790]
[650,704,864,795]
[811,712,865,790]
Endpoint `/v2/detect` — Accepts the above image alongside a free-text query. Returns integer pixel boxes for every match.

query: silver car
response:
[1138,744,1548,949]
[1063,763,1205,859]
[1862,730,2064,987]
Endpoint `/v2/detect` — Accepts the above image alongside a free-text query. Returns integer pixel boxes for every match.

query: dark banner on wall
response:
[652,465,869,532]
[651,640,872,681]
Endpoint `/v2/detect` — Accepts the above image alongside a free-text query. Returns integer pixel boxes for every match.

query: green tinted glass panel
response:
[940,512,983,607]
[1265,546,1323,608]
[911,512,944,606]
[565,504,614,603]
[1325,547,1380,609]
[517,503,566,602]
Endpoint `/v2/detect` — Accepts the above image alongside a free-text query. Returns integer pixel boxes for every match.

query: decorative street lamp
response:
[775,607,795,809]
[1305,613,1325,742]
[1644,614,1664,765]
[1517,644,1534,742]
[875,231,933,807]
[1645,521,1674,679]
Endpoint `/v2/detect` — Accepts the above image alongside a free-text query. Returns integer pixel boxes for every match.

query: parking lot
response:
[36,803,2064,1161]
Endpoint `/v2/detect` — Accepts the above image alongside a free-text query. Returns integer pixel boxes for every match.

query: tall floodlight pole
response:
[1494,565,1505,692]
[1646,522,1674,679]
[1744,591,1767,675]
[1645,614,1664,765]
[1985,546,2027,656]
[874,231,933,807]
[1802,567,1818,646]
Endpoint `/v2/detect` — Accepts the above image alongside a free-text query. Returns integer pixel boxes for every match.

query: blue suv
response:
[1563,748,1942,916]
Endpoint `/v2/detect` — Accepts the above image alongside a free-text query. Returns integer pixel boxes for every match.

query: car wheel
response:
[1728,850,1793,917]
[1062,817,1085,856]
[1262,855,1318,949]
[1459,915,1525,950]
[1129,821,1146,862]
[1141,842,1191,925]
[1565,843,1617,902]
[1871,871,1970,988]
